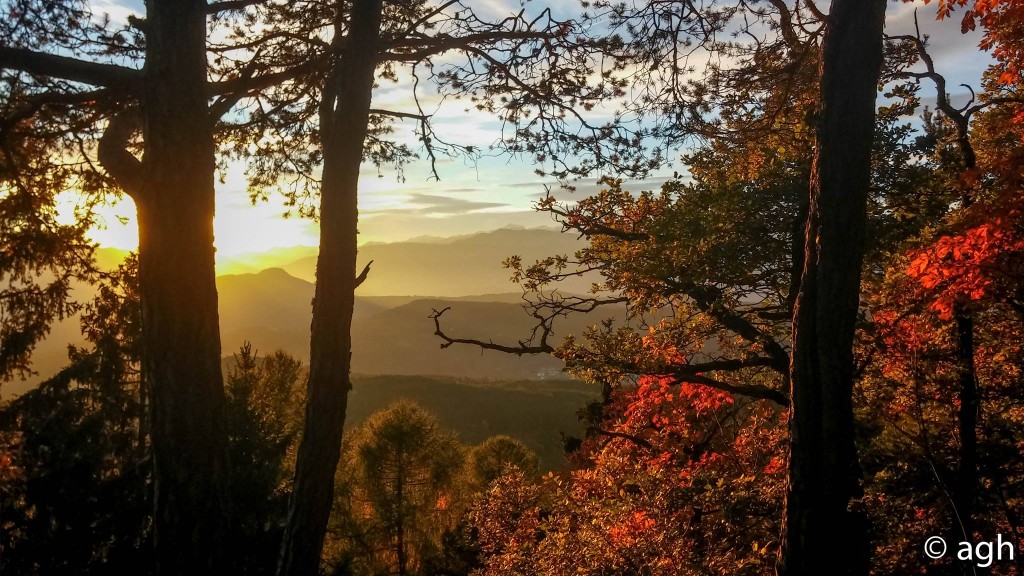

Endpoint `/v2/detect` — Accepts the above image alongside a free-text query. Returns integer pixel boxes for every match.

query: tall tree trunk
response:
[8,0,231,570]
[933,101,981,563]
[137,1,232,574]
[276,1,383,574]
[396,463,407,576]
[954,309,979,551]
[907,46,983,557]
[778,0,885,575]
[953,123,979,561]
[901,45,982,564]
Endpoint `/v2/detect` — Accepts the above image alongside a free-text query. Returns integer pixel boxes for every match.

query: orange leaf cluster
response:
[906,203,1024,319]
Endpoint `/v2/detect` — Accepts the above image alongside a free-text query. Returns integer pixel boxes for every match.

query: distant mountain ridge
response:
[218,271,621,381]
[11,227,611,396]
[281,227,594,296]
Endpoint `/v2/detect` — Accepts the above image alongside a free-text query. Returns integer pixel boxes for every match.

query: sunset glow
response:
[59,0,992,265]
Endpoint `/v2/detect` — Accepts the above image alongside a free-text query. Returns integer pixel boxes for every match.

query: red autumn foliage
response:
[906,196,1024,319]
[472,364,785,576]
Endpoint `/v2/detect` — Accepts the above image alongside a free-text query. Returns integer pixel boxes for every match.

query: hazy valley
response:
[14,227,607,470]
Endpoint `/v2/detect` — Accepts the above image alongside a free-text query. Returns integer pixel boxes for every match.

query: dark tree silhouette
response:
[780,0,885,574]
[0,0,265,571]
[218,2,657,572]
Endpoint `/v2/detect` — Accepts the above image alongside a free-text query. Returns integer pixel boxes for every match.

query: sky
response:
[70,0,996,262]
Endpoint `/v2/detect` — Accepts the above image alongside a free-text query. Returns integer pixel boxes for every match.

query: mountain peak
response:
[257,267,293,278]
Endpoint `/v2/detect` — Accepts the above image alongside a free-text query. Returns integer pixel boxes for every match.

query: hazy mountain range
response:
[278,225,595,296]
[216,267,617,381]
[11,227,616,397]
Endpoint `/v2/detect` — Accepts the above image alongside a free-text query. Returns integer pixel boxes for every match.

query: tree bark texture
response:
[137,0,231,574]
[276,1,384,574]
[778,0,885,574]
[955,310,979,548]
[953,123,979,565]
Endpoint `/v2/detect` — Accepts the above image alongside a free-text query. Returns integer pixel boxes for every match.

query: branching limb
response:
[886,12,1021,170]
[367,108,428,121]
[663,370,790,407]
[207,0,267,14]
[430,307,555,355]
[97,109,145,200]
[355,260,373,288]
[666,278,791,374]
[209,55,331,118]
[431,297,789,405]
[590,427,654,450]
[0,46,142,90]
[0,87,110,141]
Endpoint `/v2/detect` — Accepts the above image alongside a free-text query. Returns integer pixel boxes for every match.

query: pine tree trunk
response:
[276,1,383,574]
[397,464,407,576]
[953,129,979,561]
[955,310,979,545]
[778,0,885,574]
[137,0,231,574]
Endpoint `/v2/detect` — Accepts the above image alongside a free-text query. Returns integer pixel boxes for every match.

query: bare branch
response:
[390,0,461,44]
[662,370,790,407]
[355,260,373,288]
[208,54,331,116]
[368,108,428,121]
[802,0,827,21]
[0,46,142,90]
[430,307,555,355]
[767,0,801,48]
[207,0,266,14]
[666,278,791,374]
[382,30,555,62]
[590,427,654,450]
[674,357,781,373]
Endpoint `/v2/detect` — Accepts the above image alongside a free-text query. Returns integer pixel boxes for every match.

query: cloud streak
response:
[362,193,510,216]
